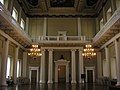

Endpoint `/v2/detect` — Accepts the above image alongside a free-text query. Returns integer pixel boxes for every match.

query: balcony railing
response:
[0,2,31,42]
[93,7,120,43]
[31,36,91,43]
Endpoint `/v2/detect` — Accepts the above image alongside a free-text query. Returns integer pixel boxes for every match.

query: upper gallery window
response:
[20,18,25,30]
[0,0,4,4]
[12,7,18,21]
[100,18,104,30]
[106,7,112,21]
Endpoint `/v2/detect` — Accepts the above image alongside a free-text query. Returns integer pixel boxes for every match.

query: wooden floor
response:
[0,83,109,90]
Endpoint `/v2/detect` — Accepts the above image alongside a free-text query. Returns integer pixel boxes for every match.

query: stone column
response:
[22,52,27,77]
[71,49,76,83]
[97,52,102,77]
[1,39,9,85]
[43,17,47,36]
[105,46,110,77]
[115,39,120,85]
[47,49,53,83]
[77,18,82,36]
[78,49,84,83]
[40,49,46,83]
[13,46,19,84]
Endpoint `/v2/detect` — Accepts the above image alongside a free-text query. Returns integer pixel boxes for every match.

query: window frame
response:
[20,18,25,30]
[12,7,18,21]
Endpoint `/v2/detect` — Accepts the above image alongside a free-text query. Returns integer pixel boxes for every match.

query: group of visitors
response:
[6,76,14,86]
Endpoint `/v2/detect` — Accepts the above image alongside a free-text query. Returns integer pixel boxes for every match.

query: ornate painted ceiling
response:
[18,0,107,17]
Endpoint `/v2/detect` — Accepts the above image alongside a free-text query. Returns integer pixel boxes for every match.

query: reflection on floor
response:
[0,83,109,90]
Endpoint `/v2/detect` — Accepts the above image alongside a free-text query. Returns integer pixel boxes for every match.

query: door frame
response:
[54,59,70,83]
[85,66,95,83]
[29,66,39,83]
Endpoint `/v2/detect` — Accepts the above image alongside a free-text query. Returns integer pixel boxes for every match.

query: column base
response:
[39,80,46,84]
[54,81,58,83]
[79,80,84,83]
[71,80,76,84]
[66,81,69,83]
[47,81,53,84]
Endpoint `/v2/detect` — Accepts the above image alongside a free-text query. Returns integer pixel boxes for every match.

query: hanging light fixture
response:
[82,44,96,59]
[28,44,42,57]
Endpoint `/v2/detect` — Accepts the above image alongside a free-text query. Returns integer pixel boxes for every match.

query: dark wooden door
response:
[31,70,37,83]
[58,65,66,83]
[87,70,93,83]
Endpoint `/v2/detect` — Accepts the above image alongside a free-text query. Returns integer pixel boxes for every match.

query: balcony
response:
[0,2,31,47]
[31,36,91,44]
[93,7,120,47]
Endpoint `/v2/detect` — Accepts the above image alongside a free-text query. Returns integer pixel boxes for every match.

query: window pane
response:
[6,57,11,78]
[100,18,103,29]
[20,18,25,30]
[17,60,19,77]
[12,8,18,21]
[106,8,112,21]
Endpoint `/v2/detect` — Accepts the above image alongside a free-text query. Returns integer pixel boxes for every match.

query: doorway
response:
[29,67,39,83]
[87,70,93,83]
[85,67,95,83]
[54,59,70,83]
[58,65,66,83]
[31,70,37,83]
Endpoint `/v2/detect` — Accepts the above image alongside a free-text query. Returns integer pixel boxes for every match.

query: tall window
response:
[0,0,4,4]
[100,18,104,30]
[6,57,13,78]
[106,8,112,21]
[12,7,18,21]
[20,18,25,30]
[17,60,21,77]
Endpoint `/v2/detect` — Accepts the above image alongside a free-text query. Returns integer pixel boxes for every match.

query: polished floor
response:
[0,83,109,90]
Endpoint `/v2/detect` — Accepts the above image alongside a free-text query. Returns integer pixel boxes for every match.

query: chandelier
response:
[82,44,96,59]
[28,44,42,57]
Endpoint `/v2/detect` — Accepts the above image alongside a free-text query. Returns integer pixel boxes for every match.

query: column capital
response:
[71,49,76,52]
[5,38,9,42]
[105,46,108,48]
[115,39,119,43]
[48,49,53,52]
[15,45,19,49]
[44,17,47,20]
